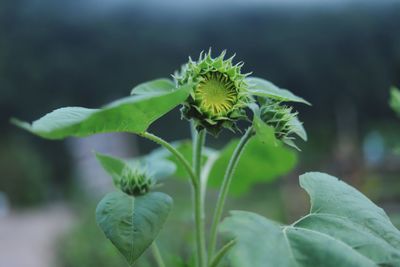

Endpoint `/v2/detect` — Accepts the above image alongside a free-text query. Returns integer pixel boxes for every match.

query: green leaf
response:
[390,86,400,117]
[247,77,310,105]
[11,83,191,139]
[95,152,176,184]
[208,137,297,196]
[131,78,175,95]
[220,172,400,267]
[96,191,173,266]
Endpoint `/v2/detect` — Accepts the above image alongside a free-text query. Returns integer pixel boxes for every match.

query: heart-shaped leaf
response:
[12,82,191,139]
[96,191,173,266]
[220,172,400,267]
[247,77,310,105]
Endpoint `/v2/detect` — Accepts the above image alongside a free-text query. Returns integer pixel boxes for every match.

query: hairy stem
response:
[139,132,197,187]
[193,130,207,267]
[151,242,166,267]
[208,127,254,260]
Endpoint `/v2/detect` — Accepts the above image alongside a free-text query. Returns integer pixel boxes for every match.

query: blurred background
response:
[1,0,400,266]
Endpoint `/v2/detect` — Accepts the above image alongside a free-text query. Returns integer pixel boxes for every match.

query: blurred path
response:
[0,204,73,267]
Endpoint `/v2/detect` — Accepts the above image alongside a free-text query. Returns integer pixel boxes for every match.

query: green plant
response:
[13,51,400,267]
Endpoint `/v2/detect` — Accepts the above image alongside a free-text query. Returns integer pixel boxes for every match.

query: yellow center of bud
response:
[194,72,238,116]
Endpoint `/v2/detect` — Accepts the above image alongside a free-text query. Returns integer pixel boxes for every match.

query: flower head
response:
[174,50,250,136]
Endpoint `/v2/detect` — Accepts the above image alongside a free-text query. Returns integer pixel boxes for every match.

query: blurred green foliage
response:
[390,87,400,117]
[0,135,50,206]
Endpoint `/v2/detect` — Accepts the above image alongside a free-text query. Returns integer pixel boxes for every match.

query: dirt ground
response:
[0,204,74,267]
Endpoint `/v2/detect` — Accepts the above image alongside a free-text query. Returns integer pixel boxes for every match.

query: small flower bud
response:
[259,99,305,149]
[116,167,154,196]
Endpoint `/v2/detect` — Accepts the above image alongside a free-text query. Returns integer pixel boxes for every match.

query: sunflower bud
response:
[116,166,154,196]
[259,99,305,149]
[174,50,250,136]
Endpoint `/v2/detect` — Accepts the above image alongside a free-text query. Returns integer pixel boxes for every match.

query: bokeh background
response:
[1,0,400,266]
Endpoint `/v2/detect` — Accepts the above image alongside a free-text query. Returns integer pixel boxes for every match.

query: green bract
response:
[175,50,250,135]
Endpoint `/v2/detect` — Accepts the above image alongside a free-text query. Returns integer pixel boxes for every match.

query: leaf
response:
[220,172,400,267]
[208,137,297,196]
[11,83,191,139]
[95,152,176,184]
[390,86,400,117]
[96,191,173,266]
[131,78,175,95]
[247,77,310,105]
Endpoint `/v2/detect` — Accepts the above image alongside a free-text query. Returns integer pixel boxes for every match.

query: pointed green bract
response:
[220,172,400,267]
[247,77,310,105]
[96,191,173,266]
[12,83,191,139]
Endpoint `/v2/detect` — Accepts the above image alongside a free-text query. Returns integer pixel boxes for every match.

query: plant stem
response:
[193,130,207,267]
[151,242,166,267]
[208,127,254,261]
[139,132,198,187]
[209,240,236,267]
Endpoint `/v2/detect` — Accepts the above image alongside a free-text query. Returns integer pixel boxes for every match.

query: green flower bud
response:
[174,50,250,136]
[259,99,302,144]
[116,166,154,196]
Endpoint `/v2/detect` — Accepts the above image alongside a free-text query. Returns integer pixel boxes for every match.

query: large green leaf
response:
[220,172,400,267]
[131,78,175,95]
[95,152,176,184]
[208,137,297,196]
[390,86,400,117]
[96,191,173,266]
[247,77,310,105]
[12,82,190,139]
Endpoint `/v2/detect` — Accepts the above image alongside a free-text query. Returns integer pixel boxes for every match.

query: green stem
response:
[208,127,254,261]
[193,130,207,267]
[139,132,197,187]
[151,242,166,267]
[209,240,236,267]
